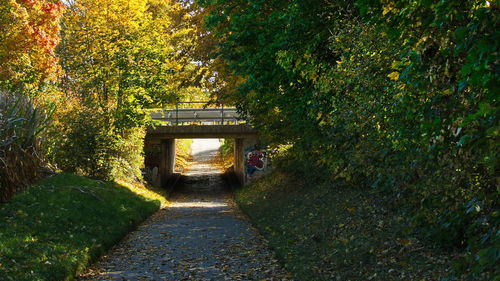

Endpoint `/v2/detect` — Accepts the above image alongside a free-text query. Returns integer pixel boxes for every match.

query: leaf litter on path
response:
[78,139,293,281]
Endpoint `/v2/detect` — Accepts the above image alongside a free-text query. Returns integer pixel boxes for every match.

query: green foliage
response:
[51,108,118,179]
[0,173,165,281]
[47,104,145,181]
[200,0,499,278]
[0,91,53,202]
[53,0,201,181]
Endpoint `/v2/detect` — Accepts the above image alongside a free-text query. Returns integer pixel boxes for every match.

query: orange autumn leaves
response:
[0,0,63,86]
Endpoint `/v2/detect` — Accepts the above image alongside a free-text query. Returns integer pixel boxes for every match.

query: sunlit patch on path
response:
[78,139,292,281]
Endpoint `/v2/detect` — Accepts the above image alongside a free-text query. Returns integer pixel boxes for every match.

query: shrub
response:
[47,104,145,182]
[0,91,51,202]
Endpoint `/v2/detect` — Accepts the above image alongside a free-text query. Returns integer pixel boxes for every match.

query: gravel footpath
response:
[78,139,292,281]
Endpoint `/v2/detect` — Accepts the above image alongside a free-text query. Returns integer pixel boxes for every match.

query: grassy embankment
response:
[213,139,234,171]
[174,139,193,172]
[236,173,461,281]
[0,173,168,281]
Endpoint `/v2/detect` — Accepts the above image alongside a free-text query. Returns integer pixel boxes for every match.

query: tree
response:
[53,0,204,179]
[0,0,62,201]
[0,0,63,90]
[199,0,499,278]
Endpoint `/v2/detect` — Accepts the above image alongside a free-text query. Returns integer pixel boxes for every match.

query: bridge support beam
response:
[160,139,176,187]
[234,138,245,185]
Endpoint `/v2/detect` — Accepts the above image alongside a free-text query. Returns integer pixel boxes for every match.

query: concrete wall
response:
[160,139,176,187]
[234,138,245,185]
[234,137,270,185]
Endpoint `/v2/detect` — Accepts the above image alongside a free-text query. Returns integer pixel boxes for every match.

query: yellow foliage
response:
[387,71,400,81]
[59,0,196,107]
[382,3,395,16]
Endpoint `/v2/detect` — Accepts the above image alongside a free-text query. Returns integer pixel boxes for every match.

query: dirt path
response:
[79,139,292,281]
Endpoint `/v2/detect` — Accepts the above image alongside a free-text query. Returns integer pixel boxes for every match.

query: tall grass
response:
[0,91,51,202]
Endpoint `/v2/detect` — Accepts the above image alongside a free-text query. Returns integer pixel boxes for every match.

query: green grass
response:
[0,173,167,281]
[236,172,459,281]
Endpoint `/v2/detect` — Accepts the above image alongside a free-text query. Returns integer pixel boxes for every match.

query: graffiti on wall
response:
[245,145,269,181]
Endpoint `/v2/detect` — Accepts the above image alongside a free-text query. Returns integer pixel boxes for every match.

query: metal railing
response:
[150,101,243,125]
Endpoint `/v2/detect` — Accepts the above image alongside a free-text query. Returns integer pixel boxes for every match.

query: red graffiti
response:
[247,150,265,170]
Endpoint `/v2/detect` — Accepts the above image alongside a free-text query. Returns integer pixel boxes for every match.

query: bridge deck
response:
[147,125,258,139]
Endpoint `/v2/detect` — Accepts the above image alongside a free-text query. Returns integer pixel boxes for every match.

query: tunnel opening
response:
[174,139,229,195]
[143,138,240,192]
[144,123,266,189]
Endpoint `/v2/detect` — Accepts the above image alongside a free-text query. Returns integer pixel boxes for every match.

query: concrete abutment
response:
[160,139,176,187]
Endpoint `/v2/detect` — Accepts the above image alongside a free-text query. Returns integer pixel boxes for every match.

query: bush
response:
[47,104,145,182]
[0,91,51,202]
